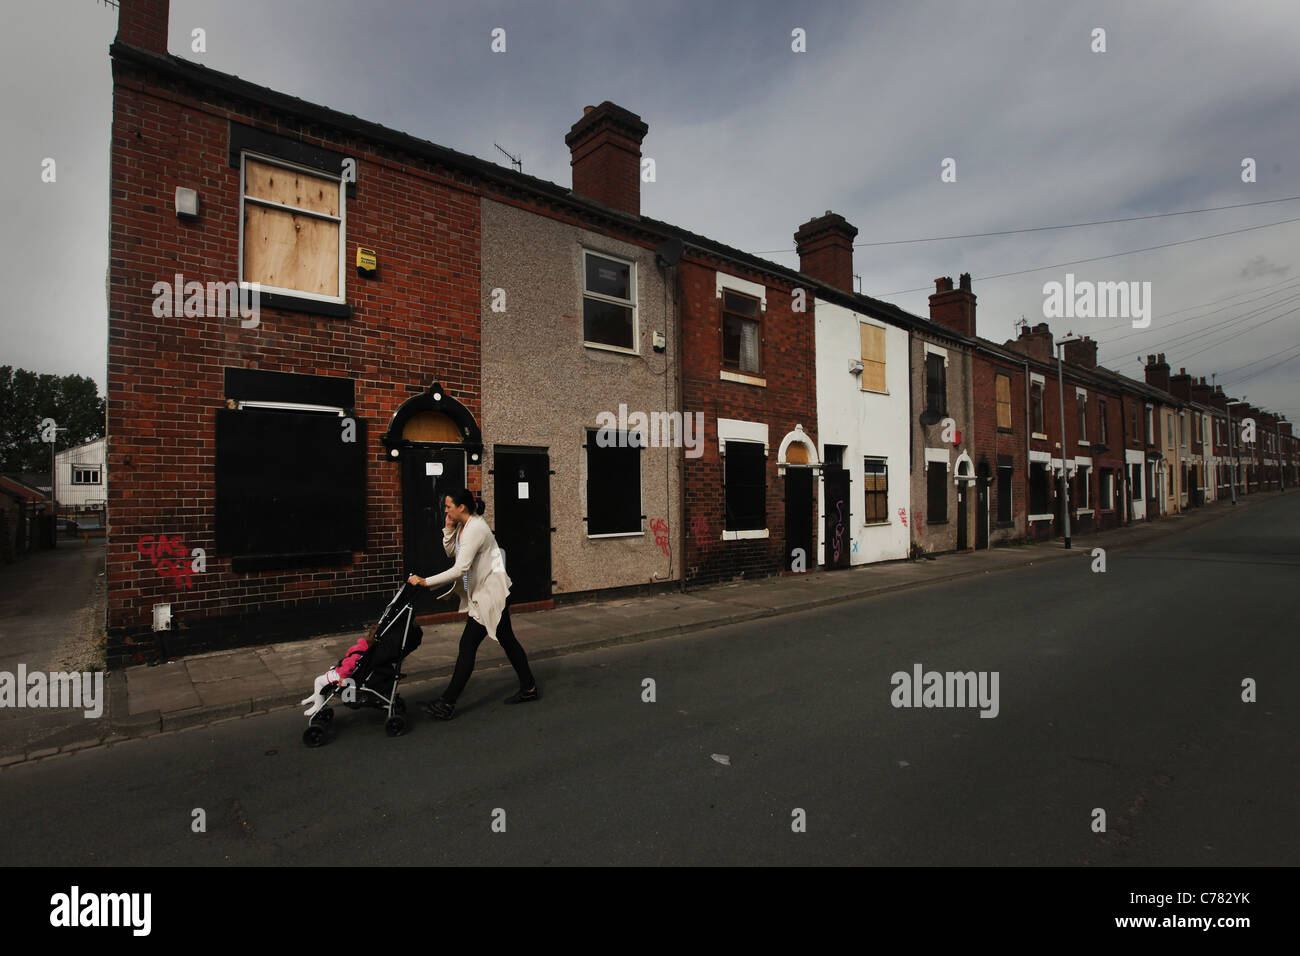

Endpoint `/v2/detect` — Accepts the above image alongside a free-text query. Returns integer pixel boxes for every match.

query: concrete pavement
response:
[0,492,1282,768]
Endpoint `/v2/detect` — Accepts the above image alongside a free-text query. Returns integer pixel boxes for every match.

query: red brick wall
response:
[678,258,817,584]
[107,57,482,659]
[971,352,1025,543]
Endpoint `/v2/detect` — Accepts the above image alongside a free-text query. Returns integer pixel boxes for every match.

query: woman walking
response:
[407,488,539,719]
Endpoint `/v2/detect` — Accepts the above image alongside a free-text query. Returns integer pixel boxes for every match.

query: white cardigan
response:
[420,516,513,641]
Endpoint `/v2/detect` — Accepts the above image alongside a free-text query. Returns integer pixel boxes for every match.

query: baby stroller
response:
[302,580,424,747]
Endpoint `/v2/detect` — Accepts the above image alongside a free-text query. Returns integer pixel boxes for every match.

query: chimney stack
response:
[1063,335,1098,369]
[1005,321,1053,363]
[565,101,649,217]
[794,212,858,293]
[116,0,170,55]
[928,272,977,337]
[1145,353,1171,392]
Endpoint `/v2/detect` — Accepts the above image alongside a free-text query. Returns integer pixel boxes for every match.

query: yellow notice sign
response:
[356,247,377,273]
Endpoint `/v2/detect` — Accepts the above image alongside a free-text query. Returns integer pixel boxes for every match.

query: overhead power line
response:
[753,195,1300,254]
[876,215,1300,296]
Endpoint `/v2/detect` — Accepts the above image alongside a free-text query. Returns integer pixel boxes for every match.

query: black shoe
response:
[423,698,455,720]
[504,685,540,705]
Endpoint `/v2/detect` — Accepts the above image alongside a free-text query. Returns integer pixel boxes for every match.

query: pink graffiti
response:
[649,518,670,557]
[915,511,924,535]
[139,534,194,589]
[897,507,908,528]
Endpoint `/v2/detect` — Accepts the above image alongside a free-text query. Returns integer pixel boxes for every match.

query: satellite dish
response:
[655,237,684,268]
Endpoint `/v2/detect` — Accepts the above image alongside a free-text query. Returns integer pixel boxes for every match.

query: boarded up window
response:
[925,353,946,415]
[585,429,640,534]
[995,374,1012,429]
[927,460,947,522]
[862,457,888,523]
[859,324,886,392]
[724,440,766,531]
[1029,462,1049,514]
[242,156,342,299]
[997,464,1012,522]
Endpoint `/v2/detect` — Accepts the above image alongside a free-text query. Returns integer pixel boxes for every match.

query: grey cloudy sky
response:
[3,0,1299,417]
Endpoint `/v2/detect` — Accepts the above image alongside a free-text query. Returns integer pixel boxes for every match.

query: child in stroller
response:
[300,580,424,746]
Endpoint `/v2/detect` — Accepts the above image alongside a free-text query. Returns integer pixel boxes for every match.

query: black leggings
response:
[440,606,535,704]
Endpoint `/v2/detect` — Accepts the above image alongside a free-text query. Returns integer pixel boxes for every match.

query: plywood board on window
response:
[402,411,462,443]
[859,324,887,391]
[244,204,339,297]
[245,158,339,216]
[996,374,1012,428]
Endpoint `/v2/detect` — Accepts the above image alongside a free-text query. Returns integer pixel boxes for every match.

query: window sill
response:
[997,427,1014,435]
[722,529,769,540]
[926,520,949,526]
[1028,514,1054,522]
[584,342,640,357]
[1032,433,1048,441]
[720,369,766,387]
[859,386,889,396]
[258,291,352,318]
[1077,440,1090,447]
[860,520,890,527]
[1076,509,1095,517]
[587,531,644,539]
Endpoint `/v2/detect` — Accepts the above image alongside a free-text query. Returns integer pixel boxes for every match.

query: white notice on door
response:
[426,462,444,476]
[518,482,529,499]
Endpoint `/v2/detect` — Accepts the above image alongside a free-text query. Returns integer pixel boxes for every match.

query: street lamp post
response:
[1056,333,1081,549]
[1226,399,1247,505]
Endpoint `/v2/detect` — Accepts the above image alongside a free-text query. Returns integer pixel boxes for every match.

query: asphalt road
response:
[1,495,1296,866]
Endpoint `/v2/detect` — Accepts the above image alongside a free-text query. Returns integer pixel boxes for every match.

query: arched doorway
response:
[381,382,484,613]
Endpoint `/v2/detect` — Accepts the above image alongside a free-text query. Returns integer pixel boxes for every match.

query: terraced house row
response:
[104,0,1298,663]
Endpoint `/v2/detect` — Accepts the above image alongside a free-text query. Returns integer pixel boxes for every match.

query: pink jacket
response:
[335,637,370,680]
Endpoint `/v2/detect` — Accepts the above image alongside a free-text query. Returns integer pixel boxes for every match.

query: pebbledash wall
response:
[479,196,680,596]
[107,5,485,662]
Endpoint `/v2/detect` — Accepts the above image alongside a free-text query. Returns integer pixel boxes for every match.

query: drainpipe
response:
[675,262,687,593]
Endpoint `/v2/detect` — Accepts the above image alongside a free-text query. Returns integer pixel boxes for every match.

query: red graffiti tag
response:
[649,518,670,557]
[897,507,908,528]
[139,534,194,589]
[689,514,711,553]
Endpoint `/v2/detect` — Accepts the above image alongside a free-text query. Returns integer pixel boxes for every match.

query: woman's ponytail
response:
[444,487,485,516]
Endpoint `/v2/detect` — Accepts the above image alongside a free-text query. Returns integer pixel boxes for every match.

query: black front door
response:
[823,467,851,569]
[493,449,552,605]
[401,446,466,613]
[783,467,814,572]
[975,464,989,549]
[957,482,968,550]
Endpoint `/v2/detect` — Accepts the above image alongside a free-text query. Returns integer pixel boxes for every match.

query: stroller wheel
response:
[385,716,406,737]
[313,707,334,725]
[302,725,327,748]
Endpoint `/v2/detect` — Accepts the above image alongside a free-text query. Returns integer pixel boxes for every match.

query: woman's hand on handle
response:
[407,574,424,587]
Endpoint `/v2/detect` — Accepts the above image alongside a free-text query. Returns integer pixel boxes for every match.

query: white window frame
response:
[718,418,768,540]
[582,249,639,355]
[1030,373,1047,440]
[72,466,102,485]
[238,150,346,305]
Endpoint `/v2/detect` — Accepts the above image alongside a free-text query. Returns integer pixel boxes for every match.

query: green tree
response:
[0,366,106,473]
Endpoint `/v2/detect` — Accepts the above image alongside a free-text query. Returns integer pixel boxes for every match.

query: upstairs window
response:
[1031,382,1045,434]
[859,323,886,392]
[995,373,1012,430]
[583,252,636,351]
[722,290,762,374]
[241,154,344,302]
[72,467,102,485]
[925,352,947,415]
[1098,399,1108,445]
[1076,391,1088,442]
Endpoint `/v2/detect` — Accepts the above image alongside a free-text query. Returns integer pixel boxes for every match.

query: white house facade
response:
[813,299,911,566]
